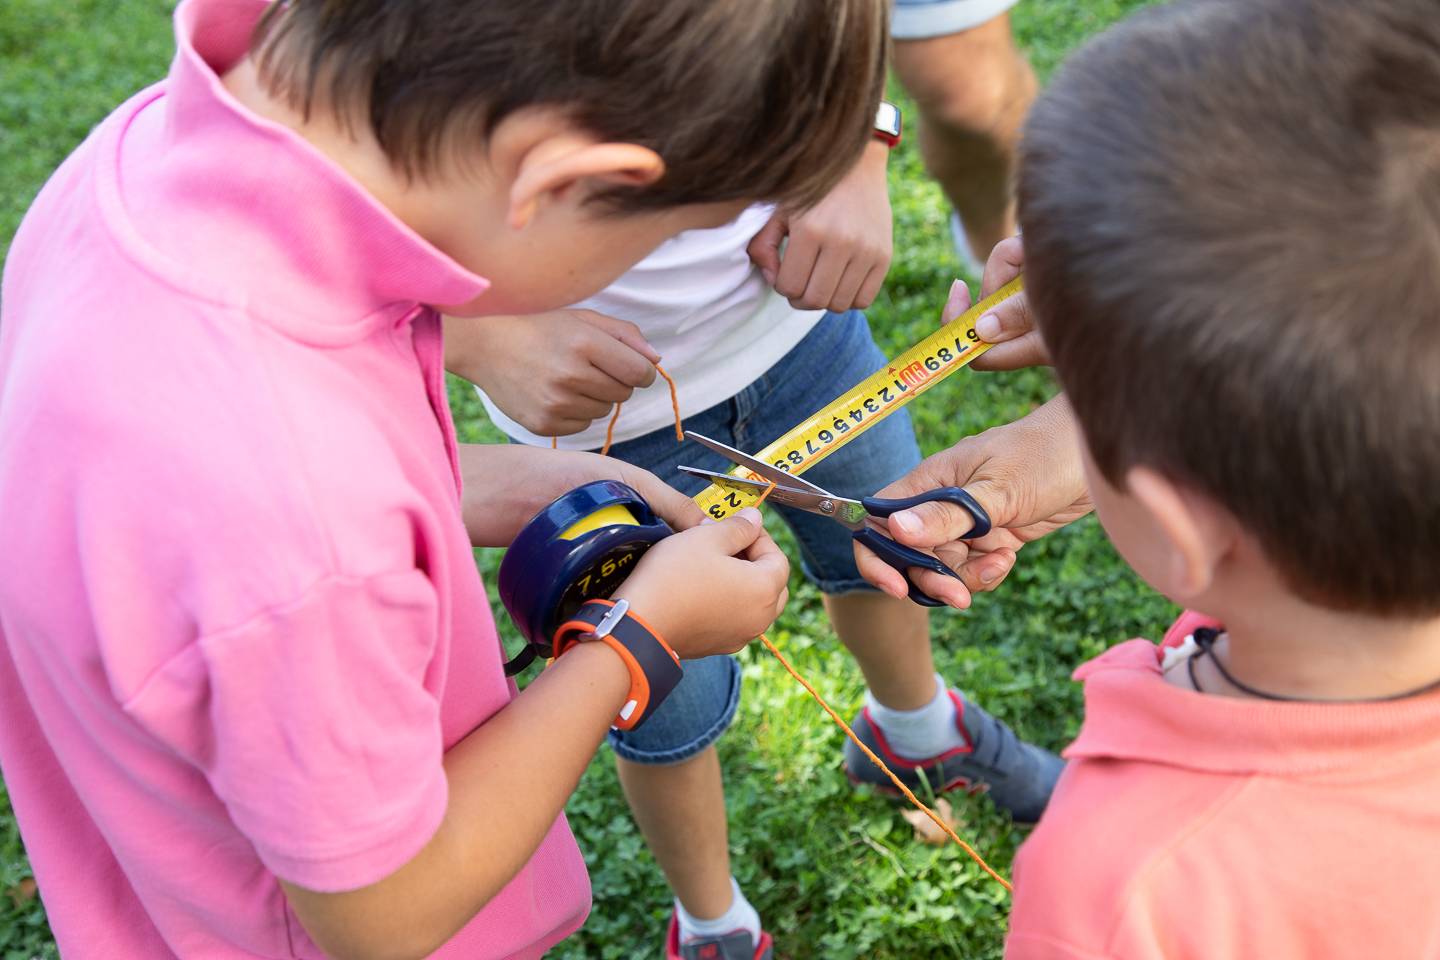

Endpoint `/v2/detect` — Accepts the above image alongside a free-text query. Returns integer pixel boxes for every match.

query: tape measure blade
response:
[693,276,1025,519]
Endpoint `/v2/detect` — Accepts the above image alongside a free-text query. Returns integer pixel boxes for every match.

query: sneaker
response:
[843,689,1063,824]
[666,913,774,960]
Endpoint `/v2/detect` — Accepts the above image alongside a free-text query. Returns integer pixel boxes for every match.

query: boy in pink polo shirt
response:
[0,0,888,957]
[996,0,1440,954]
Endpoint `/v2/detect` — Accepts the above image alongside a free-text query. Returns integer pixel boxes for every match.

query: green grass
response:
[1,2,1166,957]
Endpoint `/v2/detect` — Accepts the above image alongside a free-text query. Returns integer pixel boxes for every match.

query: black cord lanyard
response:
[1186,626,1440,703]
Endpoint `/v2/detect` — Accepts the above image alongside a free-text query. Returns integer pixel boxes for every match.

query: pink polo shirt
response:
[0,0,589,956]
[1007,613,1440,958]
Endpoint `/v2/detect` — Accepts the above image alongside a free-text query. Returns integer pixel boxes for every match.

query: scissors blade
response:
[683,431,830,496]
[676,466,870,530]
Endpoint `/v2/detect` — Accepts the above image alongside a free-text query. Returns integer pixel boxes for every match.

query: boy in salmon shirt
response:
[0,0,887,957]
[992,0,1440,954]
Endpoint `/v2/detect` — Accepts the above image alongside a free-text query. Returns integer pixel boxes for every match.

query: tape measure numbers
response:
[695,276,1025,520]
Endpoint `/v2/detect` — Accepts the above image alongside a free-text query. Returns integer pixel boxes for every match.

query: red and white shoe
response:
[666,912,774,960]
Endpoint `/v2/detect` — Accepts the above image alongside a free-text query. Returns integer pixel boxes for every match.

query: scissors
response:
[678,431,991,607]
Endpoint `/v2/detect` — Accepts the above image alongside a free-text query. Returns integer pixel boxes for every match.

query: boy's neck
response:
[220,57,442,242]
[1179,587,1440,702]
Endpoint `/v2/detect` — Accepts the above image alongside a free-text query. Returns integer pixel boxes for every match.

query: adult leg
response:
[892,9,1037,261]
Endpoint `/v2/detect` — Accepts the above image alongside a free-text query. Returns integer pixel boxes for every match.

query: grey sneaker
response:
[666,914,773,960]
[843,689,1064,824]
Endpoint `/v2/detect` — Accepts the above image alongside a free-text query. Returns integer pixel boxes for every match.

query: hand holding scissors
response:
[678,432,990,607]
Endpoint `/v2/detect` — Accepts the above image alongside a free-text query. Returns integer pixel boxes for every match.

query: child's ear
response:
[1125,466,1237,601]
[507,138,664,229]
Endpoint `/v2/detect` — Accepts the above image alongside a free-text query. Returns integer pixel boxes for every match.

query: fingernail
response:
[980,566,1000,584]
[737,508,762,525]
[976,312,1001,341]
[892,511,921,537]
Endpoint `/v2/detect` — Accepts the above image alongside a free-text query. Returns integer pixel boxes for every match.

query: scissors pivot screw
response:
[819,499,836,515]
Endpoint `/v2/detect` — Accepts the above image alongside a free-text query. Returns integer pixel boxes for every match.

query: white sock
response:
[865,674,966,760]
[676,876,761,945]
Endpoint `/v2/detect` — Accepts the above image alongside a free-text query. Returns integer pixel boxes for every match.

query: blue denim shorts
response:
[601,309,922,764]
[892,0,1020,40]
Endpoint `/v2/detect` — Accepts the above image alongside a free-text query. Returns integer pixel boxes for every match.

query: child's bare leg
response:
[823,591,935,710]
[616,747,734,918]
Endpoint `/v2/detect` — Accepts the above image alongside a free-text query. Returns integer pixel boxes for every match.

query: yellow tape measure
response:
[694,276,1025,518]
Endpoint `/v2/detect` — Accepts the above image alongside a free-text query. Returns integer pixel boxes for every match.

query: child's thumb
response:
[694,508,764,554]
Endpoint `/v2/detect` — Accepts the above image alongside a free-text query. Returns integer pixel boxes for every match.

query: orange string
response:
[555,362,684,456]
[654,363,683,443]
[554,360,1011,892]
[756,632,1013,892]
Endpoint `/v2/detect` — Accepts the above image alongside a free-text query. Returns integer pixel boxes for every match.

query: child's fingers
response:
[828,258,870,312]
[854,263,886,311]
[574,310,661,365]
[798,245,846,311]
[681,507,765,554]
[582,325,658,389]
[745,214,788,287]
[614,465,708,531]
[741,532,791,587]
[773,231,821,306]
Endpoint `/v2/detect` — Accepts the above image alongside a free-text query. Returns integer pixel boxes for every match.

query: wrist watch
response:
[552,599,683,731]
[873,100,902,148]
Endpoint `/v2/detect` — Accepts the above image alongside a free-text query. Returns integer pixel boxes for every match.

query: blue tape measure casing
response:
[498,480,673,660]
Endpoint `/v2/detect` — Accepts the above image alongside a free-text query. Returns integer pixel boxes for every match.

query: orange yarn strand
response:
[554,362,682,457]
[757,632,1013,892]
[599,403,624,457]
[654,363,683,442]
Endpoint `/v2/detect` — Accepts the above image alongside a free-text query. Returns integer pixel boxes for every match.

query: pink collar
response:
[96,0,488,342]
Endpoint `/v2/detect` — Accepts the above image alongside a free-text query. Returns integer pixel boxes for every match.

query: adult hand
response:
[747,140,893,312]
[969,235,1051,371]
[855,395,1093,607]
[445,310,658,436]
[459,444,707,548]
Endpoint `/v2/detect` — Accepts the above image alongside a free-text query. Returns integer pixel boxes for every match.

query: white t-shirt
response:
[479,204,825,450]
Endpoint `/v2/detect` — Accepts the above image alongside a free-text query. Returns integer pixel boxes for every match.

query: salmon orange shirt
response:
[1008,613,1440,958]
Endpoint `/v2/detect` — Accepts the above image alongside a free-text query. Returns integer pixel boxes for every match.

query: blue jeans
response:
[603,310,923,764]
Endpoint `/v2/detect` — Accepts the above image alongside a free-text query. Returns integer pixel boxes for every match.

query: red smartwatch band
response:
[552,599,683,731]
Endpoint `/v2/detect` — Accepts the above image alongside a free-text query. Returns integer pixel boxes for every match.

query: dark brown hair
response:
[1019,0,1440,615]
[251,0,888,212]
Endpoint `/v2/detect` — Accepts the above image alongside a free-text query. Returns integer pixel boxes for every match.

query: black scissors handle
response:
[861,487,991,539]
[853,488,992,607]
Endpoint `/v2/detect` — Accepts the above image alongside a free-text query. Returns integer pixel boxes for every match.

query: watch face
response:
[875,100,901,139]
